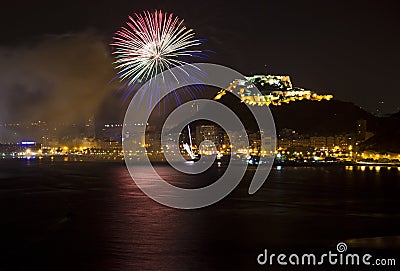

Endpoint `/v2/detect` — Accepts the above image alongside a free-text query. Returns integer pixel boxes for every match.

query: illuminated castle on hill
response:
[214,74,333,106]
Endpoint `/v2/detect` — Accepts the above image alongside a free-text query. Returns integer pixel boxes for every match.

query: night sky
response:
[1,0,399,122]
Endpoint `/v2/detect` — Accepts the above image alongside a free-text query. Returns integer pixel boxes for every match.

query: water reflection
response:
[101,164,400,270]
[347,165,399,173]
[0,161,399,271]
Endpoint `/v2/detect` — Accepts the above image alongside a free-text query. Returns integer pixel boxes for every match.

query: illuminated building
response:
[335,136,354,149]
[326,136,335,148]
[292,138,311,147]
[84,117,96,139]
[98,139,122,151]
[99,123,123,141]
[310,137,328,149]
[214,74,333,106]
[195,125,221,147]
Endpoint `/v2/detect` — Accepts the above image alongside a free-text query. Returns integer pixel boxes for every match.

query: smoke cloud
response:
[0,32,119,125]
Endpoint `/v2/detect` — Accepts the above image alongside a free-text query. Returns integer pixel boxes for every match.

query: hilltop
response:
[217,94,378,135]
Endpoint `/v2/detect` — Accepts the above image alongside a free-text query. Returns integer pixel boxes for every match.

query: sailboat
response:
[182,125,199,161]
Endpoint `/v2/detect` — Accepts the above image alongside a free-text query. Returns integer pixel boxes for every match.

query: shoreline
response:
[1,156,399,169]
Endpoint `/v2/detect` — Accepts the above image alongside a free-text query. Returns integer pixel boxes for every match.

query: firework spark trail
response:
[111,10,204,86]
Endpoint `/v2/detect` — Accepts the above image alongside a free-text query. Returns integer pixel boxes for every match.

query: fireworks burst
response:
[111,10,203,86]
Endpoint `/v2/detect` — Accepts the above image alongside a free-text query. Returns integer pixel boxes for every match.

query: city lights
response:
[214,75,333,106]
